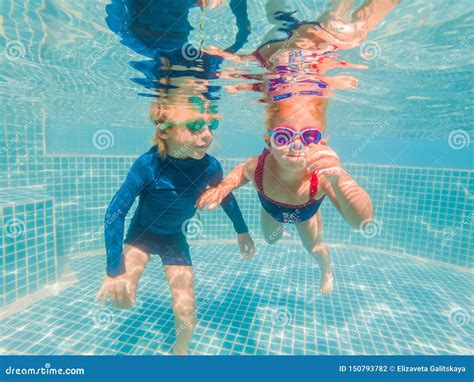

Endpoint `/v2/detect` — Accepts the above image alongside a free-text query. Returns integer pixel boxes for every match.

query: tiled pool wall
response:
[0,189,57,307]
[1,116,472,307]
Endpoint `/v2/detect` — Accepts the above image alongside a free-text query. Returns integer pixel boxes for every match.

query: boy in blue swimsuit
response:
[95,98,254,355]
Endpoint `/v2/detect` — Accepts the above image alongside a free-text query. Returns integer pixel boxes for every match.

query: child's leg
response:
[352,0,399,33]
[260,207,285,244]
[164,265,196,355]
[316,0,399,49]
[295,211,334,295]
[317,0,356,25]
[111,244,150,310]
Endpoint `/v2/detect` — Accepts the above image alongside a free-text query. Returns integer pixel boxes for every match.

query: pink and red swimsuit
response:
[254,148,325,223]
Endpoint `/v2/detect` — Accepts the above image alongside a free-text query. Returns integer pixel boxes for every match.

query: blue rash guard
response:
[104,146,248,277]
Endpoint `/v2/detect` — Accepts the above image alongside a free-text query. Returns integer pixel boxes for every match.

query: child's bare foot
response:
[173,341,189,355]
[320,267,334,295]
[312,246,334,295]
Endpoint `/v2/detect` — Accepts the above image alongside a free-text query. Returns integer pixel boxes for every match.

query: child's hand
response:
[303,144,346,184]
[202,46,255,63]
[195,186,226,210]
[237,232,255,260]
[94,273,136,310]
[201,45,227,58]
[197,0,222,9]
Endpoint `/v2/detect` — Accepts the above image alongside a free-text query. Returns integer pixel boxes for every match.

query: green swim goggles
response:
[159,118,219,132]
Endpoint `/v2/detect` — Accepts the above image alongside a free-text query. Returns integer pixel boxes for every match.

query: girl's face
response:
[159,106,216,159]
[269,108,325,166]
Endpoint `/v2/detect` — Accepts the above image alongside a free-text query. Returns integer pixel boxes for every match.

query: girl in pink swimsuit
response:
[196,111,375,295]
[197,1,398,295]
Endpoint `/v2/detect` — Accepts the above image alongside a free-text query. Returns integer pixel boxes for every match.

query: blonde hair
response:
[150,102,170,158]
[263,98,328,146]
[149,95,217,157]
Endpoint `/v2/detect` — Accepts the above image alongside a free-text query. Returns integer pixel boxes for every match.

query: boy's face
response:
[166,122,214,159]
[159,105,216,159]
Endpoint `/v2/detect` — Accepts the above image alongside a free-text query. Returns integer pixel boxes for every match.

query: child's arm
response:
[203,45,257,63]
[104,153,153,277]
[203,157,255,258]
[320,171,373,229]
[316,0,399,50]
[305,145,373,229]
[196,157,257,210]
[204,157,251,231]
[197,0,222,10]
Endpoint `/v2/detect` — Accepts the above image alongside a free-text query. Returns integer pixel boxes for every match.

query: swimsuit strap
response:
[309,171,319,199]
[254,148,270,193]
[256,148,319,200]
[252,50,268,68]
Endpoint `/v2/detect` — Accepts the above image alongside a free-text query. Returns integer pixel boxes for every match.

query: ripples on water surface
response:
[2,0,472,141]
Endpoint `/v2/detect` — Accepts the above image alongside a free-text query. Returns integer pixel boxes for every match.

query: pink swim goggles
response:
[269,126,322,150]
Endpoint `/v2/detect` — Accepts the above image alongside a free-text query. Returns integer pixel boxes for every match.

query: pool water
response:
[1,0,473,356]
[2,243,472,355]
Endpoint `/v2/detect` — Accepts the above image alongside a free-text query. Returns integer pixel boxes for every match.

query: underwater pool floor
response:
[1,243,472,355]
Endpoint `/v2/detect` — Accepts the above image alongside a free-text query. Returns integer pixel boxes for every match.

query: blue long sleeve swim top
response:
[104,146,248,277]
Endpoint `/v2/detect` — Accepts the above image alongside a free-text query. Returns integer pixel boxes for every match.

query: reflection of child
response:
[197,105,374,295]
[205,0,399,68]
[95,100,254,355]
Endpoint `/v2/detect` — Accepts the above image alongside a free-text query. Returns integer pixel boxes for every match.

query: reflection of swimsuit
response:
[252,22,336,66]
[252,22,338,102]
[254,148,325,224]
[106,0,251,95]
